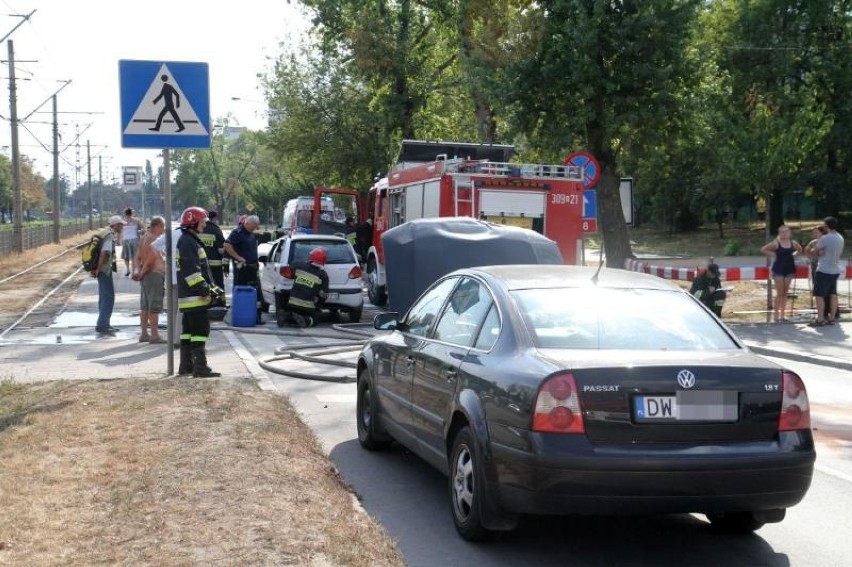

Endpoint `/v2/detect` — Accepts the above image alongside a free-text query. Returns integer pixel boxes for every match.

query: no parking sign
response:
[564,151,601,189]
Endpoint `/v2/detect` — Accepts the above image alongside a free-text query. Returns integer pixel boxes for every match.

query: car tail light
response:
[349,265,362,279]
[778,371,811,431]
[532,372,584,434]
[279,266,295,279]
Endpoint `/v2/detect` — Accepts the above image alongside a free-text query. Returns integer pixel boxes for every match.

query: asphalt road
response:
[236,329,852,567]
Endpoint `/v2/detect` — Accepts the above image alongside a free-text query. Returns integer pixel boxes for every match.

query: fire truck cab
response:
[364,140,587,306]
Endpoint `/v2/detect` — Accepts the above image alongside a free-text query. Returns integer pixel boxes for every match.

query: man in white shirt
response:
[122,207,145,276]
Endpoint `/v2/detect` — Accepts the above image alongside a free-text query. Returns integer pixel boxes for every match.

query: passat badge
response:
[677,369,696,389]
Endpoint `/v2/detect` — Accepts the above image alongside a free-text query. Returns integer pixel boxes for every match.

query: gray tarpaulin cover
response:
[382,217,563,313]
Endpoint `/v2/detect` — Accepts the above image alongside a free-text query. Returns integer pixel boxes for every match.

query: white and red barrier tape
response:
[624,258,852,282]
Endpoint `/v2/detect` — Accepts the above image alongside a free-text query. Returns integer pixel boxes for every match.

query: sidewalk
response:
[730,319,852,371]
[0,271,252,384]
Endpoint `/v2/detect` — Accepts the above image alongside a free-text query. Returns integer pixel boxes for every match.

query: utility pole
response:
[98,155,103,221]
[8,40,22,252]
[52,94,60,243]
[87,140,93,230]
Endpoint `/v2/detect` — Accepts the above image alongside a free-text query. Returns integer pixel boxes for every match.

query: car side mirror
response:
[373,312,401,331]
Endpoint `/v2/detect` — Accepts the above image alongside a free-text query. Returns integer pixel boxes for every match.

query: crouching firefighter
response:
[286,247,330,328]
[177,207,225,377]
[689,262,727,318]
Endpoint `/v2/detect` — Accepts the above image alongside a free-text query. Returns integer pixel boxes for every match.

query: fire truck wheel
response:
[367,258,387,306]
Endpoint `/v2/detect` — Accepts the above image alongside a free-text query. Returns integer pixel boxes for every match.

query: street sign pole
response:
[163,148,174,376]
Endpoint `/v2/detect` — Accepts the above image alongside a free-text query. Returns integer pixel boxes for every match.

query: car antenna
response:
[591,238,605,285]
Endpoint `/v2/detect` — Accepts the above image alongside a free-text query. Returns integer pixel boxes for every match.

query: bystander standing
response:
[810,216,845,327]
[91,216,125,335]
[121,207,145,277]
[761,225,803,323]
[132,216,167,343]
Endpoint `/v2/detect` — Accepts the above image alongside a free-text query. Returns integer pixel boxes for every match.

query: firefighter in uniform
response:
[224,214,264,324]
[287,247,330,328]
[177,207,224,377]
[689,262,727,318]
[199,210,226,294]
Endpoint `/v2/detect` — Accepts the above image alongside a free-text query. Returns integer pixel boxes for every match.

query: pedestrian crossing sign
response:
[119,60,210,149]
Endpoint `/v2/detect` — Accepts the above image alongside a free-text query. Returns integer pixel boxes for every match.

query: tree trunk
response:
[597,164,633,269]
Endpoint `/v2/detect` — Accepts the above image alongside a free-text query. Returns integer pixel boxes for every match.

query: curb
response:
[742,342,852,372]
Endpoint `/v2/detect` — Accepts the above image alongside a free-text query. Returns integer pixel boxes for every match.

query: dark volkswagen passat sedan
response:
[355,265,814,541]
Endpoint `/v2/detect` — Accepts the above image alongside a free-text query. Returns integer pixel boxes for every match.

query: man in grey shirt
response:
[810,216,845,326]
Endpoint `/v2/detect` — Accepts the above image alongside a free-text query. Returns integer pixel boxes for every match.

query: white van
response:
[276,196,336,237]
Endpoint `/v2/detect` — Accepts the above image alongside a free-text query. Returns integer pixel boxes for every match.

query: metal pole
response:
[163,148,174,375]
[87,140,93,230]
[52,94,60,243]
[8,40,23,253]
[98,155,103,223]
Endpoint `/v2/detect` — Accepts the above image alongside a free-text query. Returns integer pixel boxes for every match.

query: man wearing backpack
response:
[91,216,125,336]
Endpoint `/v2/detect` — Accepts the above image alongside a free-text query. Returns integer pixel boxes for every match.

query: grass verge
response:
[0,378,403,566]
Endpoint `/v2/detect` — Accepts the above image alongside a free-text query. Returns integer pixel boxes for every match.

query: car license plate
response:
[326,292,339,300]
[634,391,738,422]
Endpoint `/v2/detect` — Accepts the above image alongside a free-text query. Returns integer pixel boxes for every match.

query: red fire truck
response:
[363,140,587,305]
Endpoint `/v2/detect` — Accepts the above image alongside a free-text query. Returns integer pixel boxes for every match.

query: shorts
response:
[813,271,839,298]
[140,271,165,313]
[122,238,139,261]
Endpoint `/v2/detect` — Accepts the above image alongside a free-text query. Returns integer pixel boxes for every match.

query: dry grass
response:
[588,219,825,259]
[0,378,404,566]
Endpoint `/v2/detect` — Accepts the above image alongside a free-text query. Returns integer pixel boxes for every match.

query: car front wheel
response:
[450,426,491,541]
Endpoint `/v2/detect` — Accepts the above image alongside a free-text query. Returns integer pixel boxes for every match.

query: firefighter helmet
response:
[180,207,208,228]
[309,247,328,266]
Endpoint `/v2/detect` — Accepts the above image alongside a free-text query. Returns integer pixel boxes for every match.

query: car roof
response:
[463,265,682,292]
[274,233,349,245]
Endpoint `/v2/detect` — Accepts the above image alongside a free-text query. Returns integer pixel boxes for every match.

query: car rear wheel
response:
[348,308,362,323]
[706,511,766,534]
[450,426,491,541]
[367,258,387,306]
[356,369,391,450]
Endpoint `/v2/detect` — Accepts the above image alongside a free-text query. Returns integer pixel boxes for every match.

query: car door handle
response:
[446,369,457,382]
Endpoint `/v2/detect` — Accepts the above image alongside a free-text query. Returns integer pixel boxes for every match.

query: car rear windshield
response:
[512,287,738,351]
[289,240,356,265]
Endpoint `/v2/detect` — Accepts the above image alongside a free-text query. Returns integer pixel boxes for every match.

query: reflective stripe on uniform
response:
[294,270,322,287]
[208,259,224,267]
[288,296,315,310]
[185,271,204,286]
[179,295,211,309]
[190,336,208,344]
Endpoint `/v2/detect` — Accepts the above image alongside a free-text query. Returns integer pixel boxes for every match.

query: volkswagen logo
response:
[677,369,696,389]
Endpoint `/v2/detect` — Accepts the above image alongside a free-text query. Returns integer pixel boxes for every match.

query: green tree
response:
[506,0,701,267]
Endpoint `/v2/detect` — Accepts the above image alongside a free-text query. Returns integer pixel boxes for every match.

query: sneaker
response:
[96,327,116,336]
[125,270,130,277]
[107,326,120,332]
[808,320,827,328]
[139,334,151,342]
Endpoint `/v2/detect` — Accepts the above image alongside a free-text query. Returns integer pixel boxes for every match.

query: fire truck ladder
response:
[453,179,474,217]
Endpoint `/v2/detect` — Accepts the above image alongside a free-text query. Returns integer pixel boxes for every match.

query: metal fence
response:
[0,219,106,256]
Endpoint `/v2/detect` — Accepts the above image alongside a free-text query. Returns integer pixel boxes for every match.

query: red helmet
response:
[180,207,208,227]
[309,247,328,265]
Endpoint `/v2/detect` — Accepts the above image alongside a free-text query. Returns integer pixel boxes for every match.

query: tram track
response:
[0,239,91,335]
